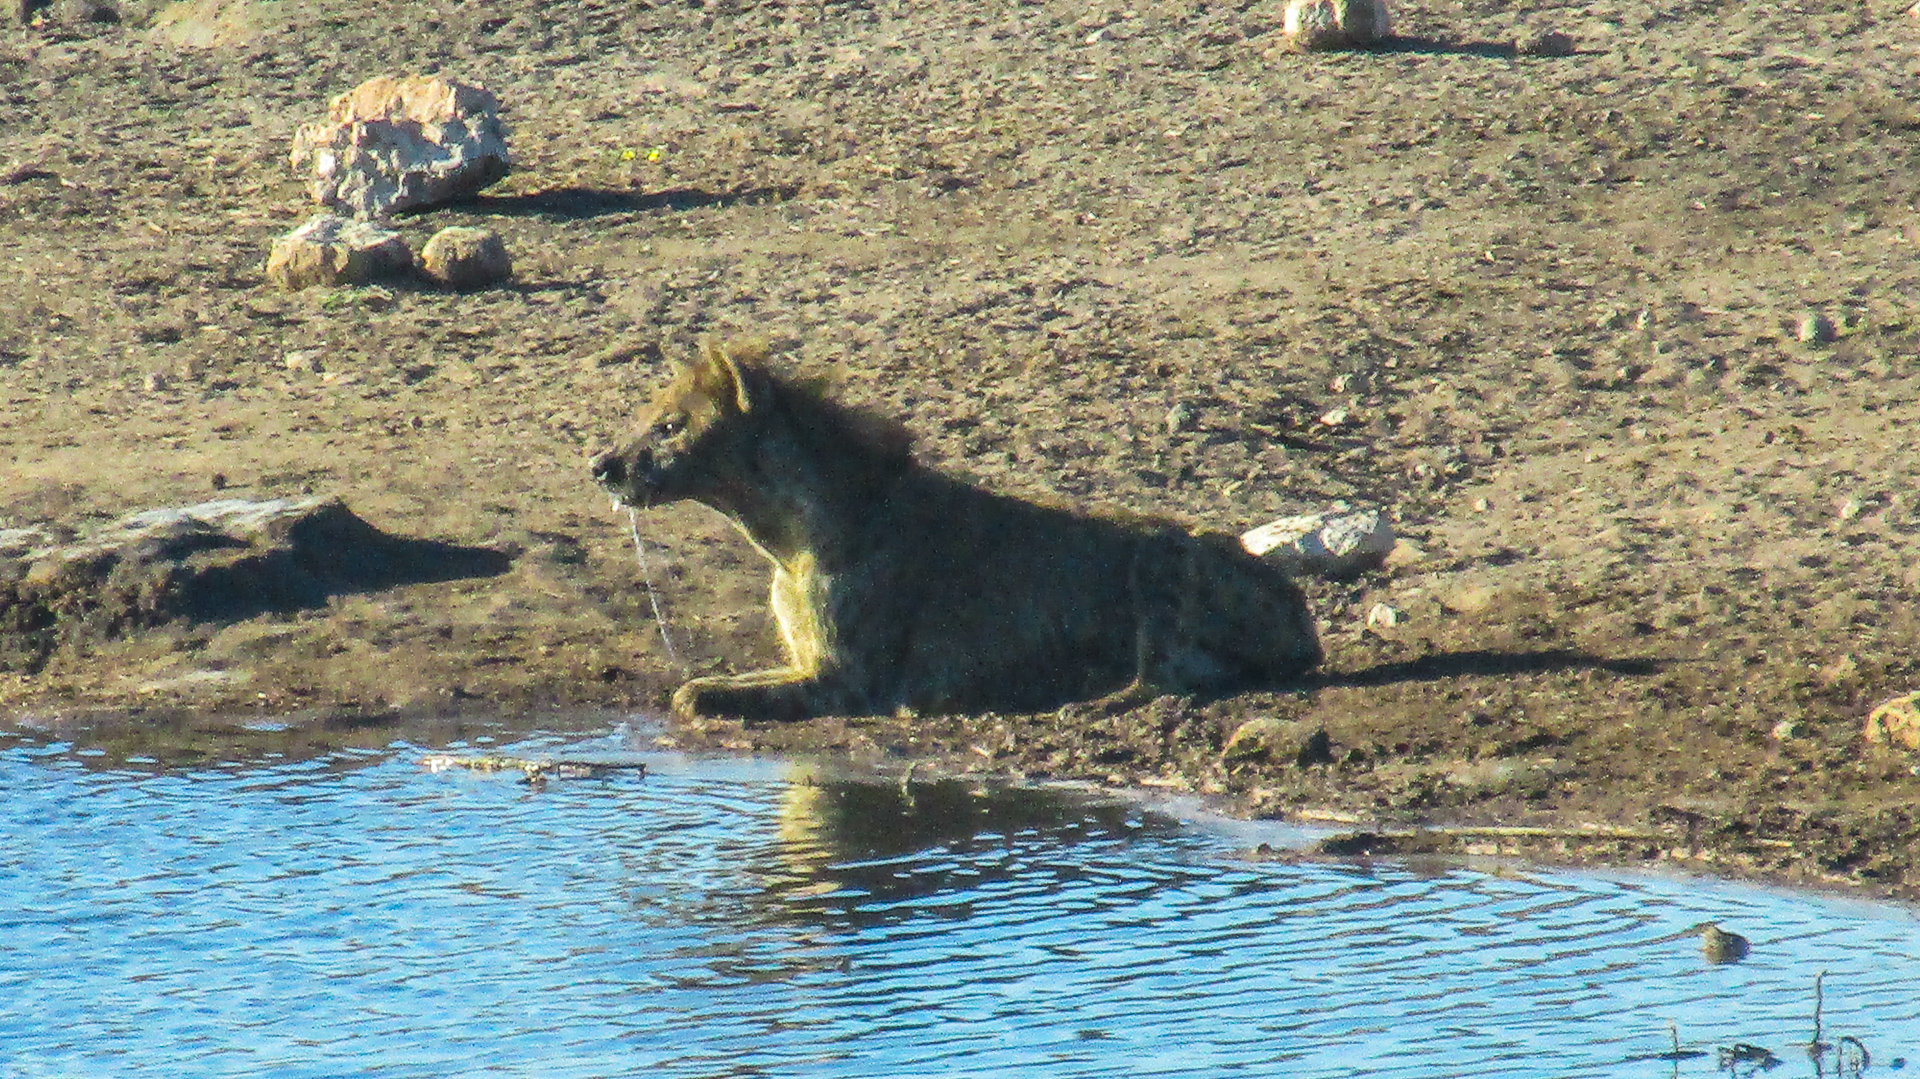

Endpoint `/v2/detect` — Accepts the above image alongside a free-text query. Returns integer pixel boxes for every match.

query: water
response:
[3,719,1916,1079]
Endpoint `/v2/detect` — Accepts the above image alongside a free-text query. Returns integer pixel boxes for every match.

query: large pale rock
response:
[264,213,411,290]
[420,225,512,289]
[1241,504,1395,578]
[1281,0,1390,51]
[290,75,510,218]
[1865,692,1920,751]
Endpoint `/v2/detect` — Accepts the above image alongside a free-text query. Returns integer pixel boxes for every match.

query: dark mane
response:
[754,363,917,474]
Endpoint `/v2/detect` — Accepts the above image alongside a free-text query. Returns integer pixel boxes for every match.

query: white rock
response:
[264,213,411,290]
[1281,0,1389,51]
[290,75,510,219]
[1242,503,1395,578]
[1366,602,1406,628]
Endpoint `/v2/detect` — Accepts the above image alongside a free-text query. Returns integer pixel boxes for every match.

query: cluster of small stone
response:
[1277,0,1574,55]
[267,75,513,292]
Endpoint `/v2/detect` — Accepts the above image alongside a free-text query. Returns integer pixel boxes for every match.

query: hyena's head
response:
[591,339,773,510]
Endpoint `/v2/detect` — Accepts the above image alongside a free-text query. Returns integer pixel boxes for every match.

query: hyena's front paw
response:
[671,671,814,722]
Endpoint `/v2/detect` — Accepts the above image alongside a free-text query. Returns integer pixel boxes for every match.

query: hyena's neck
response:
[705,430,897,571]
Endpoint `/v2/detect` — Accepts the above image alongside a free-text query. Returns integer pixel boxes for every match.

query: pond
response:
[3,716,1915,1078]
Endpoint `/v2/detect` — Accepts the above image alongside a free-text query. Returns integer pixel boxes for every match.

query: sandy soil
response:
[5,0,1920,898]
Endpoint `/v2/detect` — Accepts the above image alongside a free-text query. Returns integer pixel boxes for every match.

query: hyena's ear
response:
[696,337,771,415]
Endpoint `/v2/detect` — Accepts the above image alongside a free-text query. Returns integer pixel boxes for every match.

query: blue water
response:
[2,720,1915,1078]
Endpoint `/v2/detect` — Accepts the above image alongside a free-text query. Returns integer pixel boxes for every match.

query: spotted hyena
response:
[591,340,1321,720]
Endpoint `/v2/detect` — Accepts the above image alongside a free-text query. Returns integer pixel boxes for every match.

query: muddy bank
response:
[4,0,1920,898]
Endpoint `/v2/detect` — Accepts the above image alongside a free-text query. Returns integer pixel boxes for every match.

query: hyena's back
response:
[815,475,1320,714]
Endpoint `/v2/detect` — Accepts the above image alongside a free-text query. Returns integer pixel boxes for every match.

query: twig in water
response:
[1808,970,1829,1071]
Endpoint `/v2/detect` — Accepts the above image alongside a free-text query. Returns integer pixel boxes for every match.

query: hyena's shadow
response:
[1317,649,1662,690]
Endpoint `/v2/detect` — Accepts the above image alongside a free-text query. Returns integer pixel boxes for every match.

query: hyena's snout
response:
[591,446,651,502]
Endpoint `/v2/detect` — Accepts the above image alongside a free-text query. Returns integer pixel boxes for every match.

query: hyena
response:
[590,340,1321,720]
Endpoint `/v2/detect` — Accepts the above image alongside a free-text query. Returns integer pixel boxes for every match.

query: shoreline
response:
[8,681,1915,906]
[6,0,1920,905]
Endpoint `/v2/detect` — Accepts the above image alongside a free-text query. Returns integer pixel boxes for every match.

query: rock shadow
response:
[468,184,800,220]
[1320,648,1661,689]
[1377,37,1521,58]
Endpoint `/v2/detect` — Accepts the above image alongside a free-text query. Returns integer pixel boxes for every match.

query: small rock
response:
[1816,653,1858,686]
[1516,29,1574,56]
[1383,539,1426,569]
[1771,719,1806,742]
[1223,716,1332,766]
[1242,504,1395,579]
[290,74,510,218]
[282,349,323,373]
[1796,310,1838,345]
[1865,692,1920,751]
[1366,602,1405,628]
[142,371,169,393]
[1165,401,1195,433]
[1280,0,1389,50]
[264,213,411,291]
[65,0,115,19]
[420,226,512,290]
[1697,923,1750,964]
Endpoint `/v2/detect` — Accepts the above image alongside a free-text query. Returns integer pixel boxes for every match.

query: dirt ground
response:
[5,0,1920,898]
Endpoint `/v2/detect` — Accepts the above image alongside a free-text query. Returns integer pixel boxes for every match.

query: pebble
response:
[1516,29,1575,57]
[1164,401,1195,433]
[1280,0,1389,51]
[283,349,322,373]
[1366,602,1405,628]
[420,226,512,290]
[1796,311,1838,344]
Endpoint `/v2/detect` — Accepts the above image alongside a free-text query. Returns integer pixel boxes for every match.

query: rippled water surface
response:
[4,721,1916,1078]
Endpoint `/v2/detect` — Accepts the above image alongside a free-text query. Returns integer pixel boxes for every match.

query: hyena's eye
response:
[653,415,686,438]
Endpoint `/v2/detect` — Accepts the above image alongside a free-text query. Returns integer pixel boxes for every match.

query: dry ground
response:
[5,0,1920,897]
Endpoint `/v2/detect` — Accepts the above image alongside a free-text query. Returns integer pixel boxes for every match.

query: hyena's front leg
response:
[671,668,839,721]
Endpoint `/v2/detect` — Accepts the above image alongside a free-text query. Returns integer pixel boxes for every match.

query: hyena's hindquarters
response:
[1142,535,1322,694]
